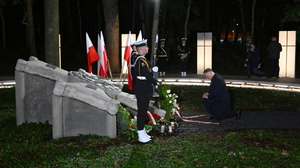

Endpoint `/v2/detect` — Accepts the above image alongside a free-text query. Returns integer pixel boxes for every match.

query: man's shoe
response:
[235,110,242,120]
[208,115,215,120]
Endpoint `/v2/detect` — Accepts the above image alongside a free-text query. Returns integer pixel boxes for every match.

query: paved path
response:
[177,111,300,130]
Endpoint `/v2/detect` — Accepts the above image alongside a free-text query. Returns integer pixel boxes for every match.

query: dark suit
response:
[132,55,158,130]
[246,48,261,76]
[202,73,235,121]
[267,41,282,77]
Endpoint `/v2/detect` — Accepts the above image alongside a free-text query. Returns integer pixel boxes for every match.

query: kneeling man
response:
[202,68,241,121]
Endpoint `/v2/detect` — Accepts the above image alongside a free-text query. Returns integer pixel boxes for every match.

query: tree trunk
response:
[251,0,256,43]
[139,1,145,36]
[0,5,6,49]
[144,0,150,39]
[102,0,120,73]
[44,0,59,66]
[150,0,160,65]
[159,0,168,38]
[26,0,37,56]
[260,2,267,43]
[204,0,210,31]
[184,0,192,38]
[238,0,247,46]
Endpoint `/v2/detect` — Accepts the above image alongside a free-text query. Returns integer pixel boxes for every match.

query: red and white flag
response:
[86,32,99,73]
[124,31,133,90]
[97,31,109,77]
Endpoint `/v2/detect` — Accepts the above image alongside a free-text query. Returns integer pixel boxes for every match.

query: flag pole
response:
[106,59,113,80]
[119,61,127,82]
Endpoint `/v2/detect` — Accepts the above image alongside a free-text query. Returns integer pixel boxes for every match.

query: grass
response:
[1,87,300,167]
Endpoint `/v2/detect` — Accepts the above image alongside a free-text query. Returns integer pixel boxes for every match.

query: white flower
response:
[167,90,171,93]
[169,100,172,103]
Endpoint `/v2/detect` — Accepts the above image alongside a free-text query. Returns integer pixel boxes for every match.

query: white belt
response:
[137,76,146,80]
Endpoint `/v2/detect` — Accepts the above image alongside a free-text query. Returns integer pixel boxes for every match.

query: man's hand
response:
[202,93,209,98]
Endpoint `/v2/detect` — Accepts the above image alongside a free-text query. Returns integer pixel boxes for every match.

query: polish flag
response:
[86,33,99,73]
[137,30,143,41]
[97,31,108,77]
[124,31,133,90]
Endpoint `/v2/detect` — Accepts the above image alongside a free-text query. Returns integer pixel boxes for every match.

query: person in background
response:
[156,39,170,77]
[177,37,191,77]
[129,45,138,92]
[202,68,242,122]
[267,37,282,78]
[245,43,262,78]
[131,39,159,143]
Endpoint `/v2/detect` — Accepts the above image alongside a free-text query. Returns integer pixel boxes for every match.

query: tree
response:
[251,0,256,43]
[284,0,300,22]
[0,5,5,49]
[150,0,160,65]
[102,0,120,73]
[0,0,21,49]
[44,0,59,66]
[23,0,37,56]
[203,0,210,31]
[183,0,192,38]
[238,0,247,46]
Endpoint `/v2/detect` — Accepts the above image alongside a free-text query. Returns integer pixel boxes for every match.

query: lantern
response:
[167,124,174,134]
[170,118,175,131]
[159,120,166,135]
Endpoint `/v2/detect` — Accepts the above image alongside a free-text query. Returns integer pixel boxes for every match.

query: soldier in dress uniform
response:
[156,39,170,77]
[131,39,159,143]
[177,37,191,77]
[129,45,138,91]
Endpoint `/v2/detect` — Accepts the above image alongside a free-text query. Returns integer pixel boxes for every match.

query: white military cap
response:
[130,39,147,48]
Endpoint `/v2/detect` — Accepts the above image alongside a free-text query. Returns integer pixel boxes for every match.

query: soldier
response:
[129,45,138,91]
[131,39,160,143]
[177,37,191,77]
[156,39,170,77]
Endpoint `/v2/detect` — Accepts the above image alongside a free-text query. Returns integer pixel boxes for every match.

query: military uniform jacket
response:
[132,55,158,93]
[157,45,170,58]
[178,44,191,55]
[130,51,138,91]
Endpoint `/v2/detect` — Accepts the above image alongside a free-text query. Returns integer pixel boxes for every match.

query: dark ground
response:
[176,111,300,131]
